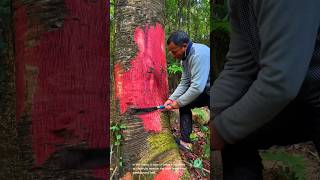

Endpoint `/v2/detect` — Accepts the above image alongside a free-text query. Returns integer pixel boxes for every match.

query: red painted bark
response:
[112,1,189,178]
[14,1,108,179]
[114,23,168,132]
[154,166,182,180]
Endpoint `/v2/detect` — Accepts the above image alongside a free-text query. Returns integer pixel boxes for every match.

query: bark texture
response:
[13,0,109,179]
[112,0,189,179]
[0,5,20,179]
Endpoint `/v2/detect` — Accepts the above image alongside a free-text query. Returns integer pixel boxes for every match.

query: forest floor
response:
[262,143,320,180]
[170,108,211,179]
[170,108,320,180]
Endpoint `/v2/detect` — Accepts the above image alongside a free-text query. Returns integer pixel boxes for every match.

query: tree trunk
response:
[112,0,188,179]
[0,1,20,178]
[13,0,109,179]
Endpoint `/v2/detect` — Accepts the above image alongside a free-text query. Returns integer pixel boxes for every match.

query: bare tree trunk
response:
[177,0,182,29]
[112,0,189,179]
[187,0,191,35]
[13,0,109,179]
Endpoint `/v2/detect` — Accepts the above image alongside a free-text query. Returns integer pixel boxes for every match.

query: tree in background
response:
[165,0,210,91]
[211,0,229,80]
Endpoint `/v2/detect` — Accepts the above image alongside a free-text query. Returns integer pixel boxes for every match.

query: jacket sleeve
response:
[213,0,320,144]
[177,54,210,107]
[211,1,259,115]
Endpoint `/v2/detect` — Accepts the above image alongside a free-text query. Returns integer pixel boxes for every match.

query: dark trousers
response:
[222,81,320,180]
[179,92,210,143]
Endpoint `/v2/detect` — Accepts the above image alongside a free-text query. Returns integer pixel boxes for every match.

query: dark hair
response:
[167,31,190,46]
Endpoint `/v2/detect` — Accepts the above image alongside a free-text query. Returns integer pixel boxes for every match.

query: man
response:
[211,0,320,179]
[164,31,210,151]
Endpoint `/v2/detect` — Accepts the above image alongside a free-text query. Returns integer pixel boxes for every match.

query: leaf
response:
[190,133,198,142]
[193,158,203,169]
[167,63,183,75]
[116,134,122,140]
[110,126,120,131]
[119,124,127,129]
[204,144,210,158]
[200,125,209,132]
[114,141,120,146]
[192,108,208,121]
[261,150,306,180]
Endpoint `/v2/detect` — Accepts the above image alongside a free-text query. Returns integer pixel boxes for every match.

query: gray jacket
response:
[169,43,210,107]
[212,0,320,144]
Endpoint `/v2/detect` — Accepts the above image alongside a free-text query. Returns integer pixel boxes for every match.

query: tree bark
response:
[112,0,189,179]
[0,2,20,178]
[13,0,109,179]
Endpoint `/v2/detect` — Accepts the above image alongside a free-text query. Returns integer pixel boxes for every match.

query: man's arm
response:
[213,0,320,144]
[211,1,259,115]
[176,54,210,107]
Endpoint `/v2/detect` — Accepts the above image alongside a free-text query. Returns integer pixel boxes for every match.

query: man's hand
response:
[170,100,180,109]
[209,121,226,150]
[164,99,173,106]
[164,99,180,110]
[164,99,173,110]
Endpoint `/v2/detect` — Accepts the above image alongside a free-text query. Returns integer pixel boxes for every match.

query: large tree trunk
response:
[13,0,109,179]
[112,0,188,179]
[0,2,20,178]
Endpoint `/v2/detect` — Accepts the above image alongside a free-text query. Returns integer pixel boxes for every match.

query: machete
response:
[128,105,165,115]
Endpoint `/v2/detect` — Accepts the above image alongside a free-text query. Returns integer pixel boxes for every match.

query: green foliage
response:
[110,0,115,77]
[211,15,229,35]
[165,0,210,45]
[193,158,203,169]
[110,126,120,131]
[213,2,228,16]
[192,107,208,122]
[110,123,127,145]
[189,132,198,142]
[192,158,205,176]
[167,62,183,75]
[203,143,210,159]
[165,0,210,88]
[200,124,210,159]
[211,2,230,78]
[200,125,209,132]
[211,3,230,45]
[110,122,127,169]
[119,124,126,129]
[261,150,306,180]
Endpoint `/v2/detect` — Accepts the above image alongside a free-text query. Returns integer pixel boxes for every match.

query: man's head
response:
[167,31,190,59]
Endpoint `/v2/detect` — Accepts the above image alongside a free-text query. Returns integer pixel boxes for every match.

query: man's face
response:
[168,42,187,60]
